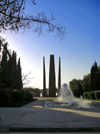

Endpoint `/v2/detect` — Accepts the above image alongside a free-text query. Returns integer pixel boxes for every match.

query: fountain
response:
[44,83,87,108]
[43,56,100,109]
[56,83,84,107]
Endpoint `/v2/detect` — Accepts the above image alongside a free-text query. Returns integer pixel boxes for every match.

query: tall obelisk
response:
[49,55,56,97]
[58,57,61,92]
[43,57,46,97]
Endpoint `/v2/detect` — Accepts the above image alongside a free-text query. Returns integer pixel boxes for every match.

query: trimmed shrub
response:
[13,90,33,103]
[23,87,40,97]
[83,92,87,99]
[0,89,34,107]
[0,89,10,106]
[83,92,90,99]
[90,92,95,100]
[83,90,100,100]
[25,91,33,101]
[95,91,100,100]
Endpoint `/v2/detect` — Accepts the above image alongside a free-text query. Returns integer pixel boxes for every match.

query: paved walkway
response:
[0,97,100,133]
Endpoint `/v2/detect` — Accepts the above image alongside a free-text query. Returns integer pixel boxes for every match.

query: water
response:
[44,83,99,109]
[56,83,84,107]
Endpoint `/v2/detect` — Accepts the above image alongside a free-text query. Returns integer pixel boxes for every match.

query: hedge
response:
[0,89,34,107]
[83,90,100,100]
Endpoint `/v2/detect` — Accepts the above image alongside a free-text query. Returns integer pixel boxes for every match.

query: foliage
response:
[82,74,91,92]
[90,61,100,91]
[0,89,34,107]
[0,46,23,90]
[69,62,100,100]
[23,87,40,97]
[83,90,100,100]
[95,91,100,100]
[0,88,11,106]
[69,79,83,97]
[0,0,66,40]
[0,36,11,58]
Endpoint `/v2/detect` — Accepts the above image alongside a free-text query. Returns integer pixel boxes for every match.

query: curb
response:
[0,125,10,133]
[10,126,100,132]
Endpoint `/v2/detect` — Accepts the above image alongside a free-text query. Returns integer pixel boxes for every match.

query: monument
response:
[49,55,56,97]
[43,57,46,97]
[43,55,61,97]
[58,57,61,92]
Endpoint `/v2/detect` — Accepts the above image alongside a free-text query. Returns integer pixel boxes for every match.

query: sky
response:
[0,0,100,89]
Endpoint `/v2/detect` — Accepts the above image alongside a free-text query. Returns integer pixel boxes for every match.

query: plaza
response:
[0,97,100,133]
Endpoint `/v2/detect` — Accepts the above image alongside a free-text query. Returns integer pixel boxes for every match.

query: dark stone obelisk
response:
[49,55,56,97]
[58,57,61,92]
[43,57,46,97]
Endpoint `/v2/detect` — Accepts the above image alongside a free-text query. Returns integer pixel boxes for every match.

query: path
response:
[0,97,100,133]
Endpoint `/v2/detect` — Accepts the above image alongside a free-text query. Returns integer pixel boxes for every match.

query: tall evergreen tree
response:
[12,51,17,89]
[90,61,99,91]
[0,39,23,90]
[0,47,8,88]
[7,55,13,89]
[98,66,100,90]
[16,58,23,90]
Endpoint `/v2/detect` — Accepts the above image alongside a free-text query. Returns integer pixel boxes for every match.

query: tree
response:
[0,42,23,90]
[7,55,13,88]
[98,66,100,90]
[0,0,66,39]
[0,47,8,88]
[82,74,91,92]
[0,36,11,61]
[90,61,99,91]
[16,58,23,89]
[11,51,17,89]
[69,79,83,97]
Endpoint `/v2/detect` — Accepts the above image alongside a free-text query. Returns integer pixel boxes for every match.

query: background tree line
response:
[69,61,100,98]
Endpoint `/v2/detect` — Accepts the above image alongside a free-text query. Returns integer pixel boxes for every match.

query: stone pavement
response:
[0,97,100,133]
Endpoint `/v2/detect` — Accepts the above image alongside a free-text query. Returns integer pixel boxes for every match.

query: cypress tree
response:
[0,43,23,90]
[0,47,8,88]
[16,58,23,90]
[90,61,98,91]
[12,51,17,89]
[7,56,13,89]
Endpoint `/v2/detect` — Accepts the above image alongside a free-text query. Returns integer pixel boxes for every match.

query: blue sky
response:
[1,0,100,89]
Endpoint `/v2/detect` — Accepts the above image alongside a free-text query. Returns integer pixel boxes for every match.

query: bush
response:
[0,89,10,106]
[90,92,95,100]
[95,91,100,100]
[83,92,87,98]
[12,90,33,103]
[83,90,100,100]
[23,87,40,97]
[26,91,33,101]
[83,92,90,99]
[0,89,34,107]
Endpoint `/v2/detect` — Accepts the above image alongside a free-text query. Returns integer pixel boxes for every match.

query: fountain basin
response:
[44,99,100,109]
[44,83,100,109]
